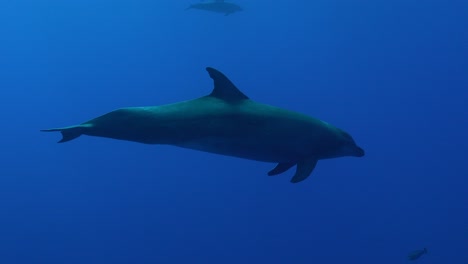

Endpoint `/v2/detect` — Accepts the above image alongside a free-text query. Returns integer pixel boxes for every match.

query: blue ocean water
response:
[0,0,466,263]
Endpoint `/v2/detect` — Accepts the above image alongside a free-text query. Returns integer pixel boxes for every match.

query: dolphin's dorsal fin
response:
[206,67,249,102]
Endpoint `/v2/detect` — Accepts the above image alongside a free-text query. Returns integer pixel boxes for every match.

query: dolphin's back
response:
[188,2,241,15]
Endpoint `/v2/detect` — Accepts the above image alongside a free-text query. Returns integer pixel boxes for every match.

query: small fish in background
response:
[408,248,428,261]
[186,0,243,16]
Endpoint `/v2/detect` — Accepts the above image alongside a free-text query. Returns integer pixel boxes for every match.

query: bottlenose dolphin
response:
[186,0,242,16]
[42,67,364,183]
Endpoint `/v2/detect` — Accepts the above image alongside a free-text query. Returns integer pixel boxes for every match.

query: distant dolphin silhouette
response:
[186,0,242,16]
[408,248,428,261]
[42,67,364,183]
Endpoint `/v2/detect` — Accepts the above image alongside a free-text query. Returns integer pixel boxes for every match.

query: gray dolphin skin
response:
[42,67,364,183]
[186,0,242,16]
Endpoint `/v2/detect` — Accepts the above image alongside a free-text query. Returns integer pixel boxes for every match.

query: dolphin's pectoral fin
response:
[41,125,84,143]
[268,162,295,176]
[206,67,249,102]
[290,158,318,183]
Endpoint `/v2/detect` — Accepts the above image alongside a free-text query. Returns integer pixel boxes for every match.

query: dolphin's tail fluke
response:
[41,125,84,143]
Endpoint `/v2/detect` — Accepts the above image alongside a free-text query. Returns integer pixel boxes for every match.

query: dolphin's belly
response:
[163,114,336,163]
[174,137,303,163]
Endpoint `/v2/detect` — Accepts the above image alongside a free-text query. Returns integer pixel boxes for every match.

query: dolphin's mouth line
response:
[356,147,365,157]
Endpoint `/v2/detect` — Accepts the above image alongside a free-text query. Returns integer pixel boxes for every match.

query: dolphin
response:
[408,248,428,261]
[186,0,243,16]
[41,67,364,183]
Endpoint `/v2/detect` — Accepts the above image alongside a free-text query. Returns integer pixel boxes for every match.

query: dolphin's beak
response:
[355,146,365,157]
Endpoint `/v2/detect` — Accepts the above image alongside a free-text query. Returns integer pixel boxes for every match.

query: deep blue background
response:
[0,0,466,263]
